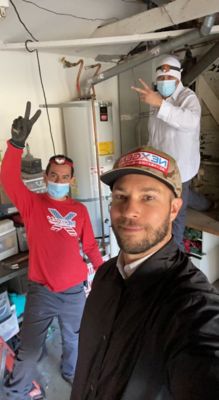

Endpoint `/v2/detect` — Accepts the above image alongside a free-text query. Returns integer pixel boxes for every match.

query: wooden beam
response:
[198,75,219,125]
[92,0,219,38]
[151,0,171,5]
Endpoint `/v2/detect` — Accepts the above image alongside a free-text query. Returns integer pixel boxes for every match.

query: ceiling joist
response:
[198,75,219,126]
[92,0,219,38]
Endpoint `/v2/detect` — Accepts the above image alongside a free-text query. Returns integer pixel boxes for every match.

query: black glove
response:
[11,101,42,149]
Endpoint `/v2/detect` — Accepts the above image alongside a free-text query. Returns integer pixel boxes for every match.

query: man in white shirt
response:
[131,55,201,250]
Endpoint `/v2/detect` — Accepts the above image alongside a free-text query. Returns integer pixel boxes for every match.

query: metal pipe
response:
[200,14,216,36]
[85,63,102,99]
[91,98,106,252]
[84,14,216,94]
[183,41,219,86]
[1,27,219,52]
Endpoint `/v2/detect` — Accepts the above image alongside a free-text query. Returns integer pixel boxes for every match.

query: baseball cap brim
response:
[100,167,178,197]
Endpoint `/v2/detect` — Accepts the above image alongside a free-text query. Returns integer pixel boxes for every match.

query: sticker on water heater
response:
[90,166,105,175]
[98,141,114,155]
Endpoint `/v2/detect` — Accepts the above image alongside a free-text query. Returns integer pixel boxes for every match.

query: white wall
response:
[0,50,120,168]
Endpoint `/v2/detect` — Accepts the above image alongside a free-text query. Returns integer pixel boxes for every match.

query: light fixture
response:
[0,0,9,18]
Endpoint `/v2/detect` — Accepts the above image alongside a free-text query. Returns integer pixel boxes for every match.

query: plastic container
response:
[0,219,14,234]
[0,305,19,341]
[8,293,26,318]
[16,226,28,252]
[0,291,11,323]
[0,219,18,261]
[23,177,46,193]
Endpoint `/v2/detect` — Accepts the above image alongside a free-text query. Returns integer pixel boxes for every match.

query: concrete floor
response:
[36,318,72,400]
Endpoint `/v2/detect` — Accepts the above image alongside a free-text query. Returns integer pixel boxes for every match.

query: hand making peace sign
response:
[11,101,42,149]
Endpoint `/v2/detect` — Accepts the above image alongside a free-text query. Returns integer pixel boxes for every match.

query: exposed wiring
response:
[25,41,56,154]
[9,0,56,155]
[21,0,118,22]
[9,0,37,41]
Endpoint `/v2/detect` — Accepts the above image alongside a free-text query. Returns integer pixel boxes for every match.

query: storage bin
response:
[0,291,11,323]
[0,305,19,341]
[8,293,26,318]
[0,219,18,261]
[23,177,46,193]
[16,226,28,252]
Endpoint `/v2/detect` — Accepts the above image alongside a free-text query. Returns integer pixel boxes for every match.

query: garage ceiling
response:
[0,0,218,60]
[0,0,147,57]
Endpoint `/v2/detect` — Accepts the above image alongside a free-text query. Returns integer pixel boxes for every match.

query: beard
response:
[111,213,171,255]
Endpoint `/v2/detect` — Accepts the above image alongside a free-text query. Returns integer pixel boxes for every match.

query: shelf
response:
[186,208,219,237]
[201,159,219,166]
[0,252,28,285]
[0,204,18,217]
[188,253,203,260]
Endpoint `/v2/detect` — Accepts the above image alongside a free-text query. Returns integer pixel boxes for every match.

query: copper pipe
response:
[75,59,84,98]
[60,57,84,98]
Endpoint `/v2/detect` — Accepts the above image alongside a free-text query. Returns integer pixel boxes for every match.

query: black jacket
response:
[71,239,219,400]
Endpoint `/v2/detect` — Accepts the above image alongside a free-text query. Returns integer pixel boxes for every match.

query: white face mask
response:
[47,181,70,199]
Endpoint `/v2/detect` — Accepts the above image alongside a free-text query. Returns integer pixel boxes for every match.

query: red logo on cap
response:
[118,151,169,175]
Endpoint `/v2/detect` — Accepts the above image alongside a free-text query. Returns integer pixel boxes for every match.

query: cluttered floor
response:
[0,318,71,400]
[35,318,72,400]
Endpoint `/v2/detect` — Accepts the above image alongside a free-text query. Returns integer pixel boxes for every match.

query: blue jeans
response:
[4,281,86,400]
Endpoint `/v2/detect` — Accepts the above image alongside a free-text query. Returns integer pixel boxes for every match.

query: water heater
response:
[62,100,114,238]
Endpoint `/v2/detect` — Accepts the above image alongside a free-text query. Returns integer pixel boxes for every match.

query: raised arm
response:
[0,102,42,215]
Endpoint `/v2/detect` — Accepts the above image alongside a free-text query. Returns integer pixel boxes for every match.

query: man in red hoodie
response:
[1,102,103,399]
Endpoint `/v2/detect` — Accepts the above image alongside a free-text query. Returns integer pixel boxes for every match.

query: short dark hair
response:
[45,154,74,177]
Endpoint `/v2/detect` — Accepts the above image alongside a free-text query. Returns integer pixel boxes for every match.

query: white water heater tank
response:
[62,100,114,238]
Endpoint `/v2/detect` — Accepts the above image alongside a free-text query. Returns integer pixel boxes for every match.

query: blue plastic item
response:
[8,293,26,318]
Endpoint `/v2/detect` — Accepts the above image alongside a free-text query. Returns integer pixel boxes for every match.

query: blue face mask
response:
[157,80,176,98]
[47,181,70,199]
